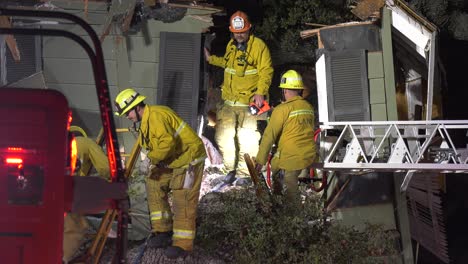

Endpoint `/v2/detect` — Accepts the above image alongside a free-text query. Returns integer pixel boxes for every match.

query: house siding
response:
[41,4,211,138]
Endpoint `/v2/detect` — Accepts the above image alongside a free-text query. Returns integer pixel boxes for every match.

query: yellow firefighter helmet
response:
[279,70,304,89]
[114,88,146,116]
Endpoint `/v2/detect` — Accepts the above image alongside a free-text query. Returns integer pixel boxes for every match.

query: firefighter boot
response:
[164,246,188,259]
[148,231,173,249]
[211,170,237,192]
[223,170,237,184]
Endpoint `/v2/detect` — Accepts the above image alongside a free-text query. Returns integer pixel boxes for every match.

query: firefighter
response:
[255,70,316,201]
[204,10,273,185]
[63,135,109,263]
[114,88,206,259]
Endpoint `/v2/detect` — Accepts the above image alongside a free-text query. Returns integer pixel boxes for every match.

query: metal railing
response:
[317,120,468,191]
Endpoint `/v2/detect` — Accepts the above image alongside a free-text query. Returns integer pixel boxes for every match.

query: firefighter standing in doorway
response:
[114,88,206,259]
[255,70,316,202]
[204,10,273,185]
[63,135,110,263]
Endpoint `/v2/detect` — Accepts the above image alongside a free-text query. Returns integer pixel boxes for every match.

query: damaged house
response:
[302,0,468,263]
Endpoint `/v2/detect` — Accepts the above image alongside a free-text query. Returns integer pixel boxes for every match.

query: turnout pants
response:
[271,169,308,202]
[146,161,204,251]
[63,213,89,262]
[215,104,260,176]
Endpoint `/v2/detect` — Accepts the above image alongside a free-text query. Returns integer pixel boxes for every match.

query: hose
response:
[133,233,152,264]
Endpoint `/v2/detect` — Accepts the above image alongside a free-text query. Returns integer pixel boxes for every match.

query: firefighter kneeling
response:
[115,88,206,258]
[63,134,110,263]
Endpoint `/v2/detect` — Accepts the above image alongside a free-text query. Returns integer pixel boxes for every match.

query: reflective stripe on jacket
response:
[256,96,316,170]
[139,105,206,168]
[208,34,273,104]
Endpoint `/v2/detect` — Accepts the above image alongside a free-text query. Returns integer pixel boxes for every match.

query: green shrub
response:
[255,0,355,64]
[196,185,397,263]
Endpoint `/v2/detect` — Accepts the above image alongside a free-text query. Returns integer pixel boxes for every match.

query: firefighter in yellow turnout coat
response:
[256,70,316,201]
[63,136,109,263]
[204,10,273,181]
[115,88,206,259]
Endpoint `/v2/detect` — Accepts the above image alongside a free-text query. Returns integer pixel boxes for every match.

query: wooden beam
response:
[304,22,328,27]
[300,21,376,39]
[0,16,21,62]
[167,3,223,12]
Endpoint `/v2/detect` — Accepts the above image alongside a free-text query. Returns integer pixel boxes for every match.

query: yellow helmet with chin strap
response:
[279,70,304,89]
[114,88,146,116]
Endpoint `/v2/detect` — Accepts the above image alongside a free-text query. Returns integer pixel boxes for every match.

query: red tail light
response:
[70,135,77,175]
[7,147,23,152]
[67,111,73,131]
[6,158,23,164]
[2,147,45,206]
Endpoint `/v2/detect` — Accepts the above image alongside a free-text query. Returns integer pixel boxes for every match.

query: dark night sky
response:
[211,0,263,26]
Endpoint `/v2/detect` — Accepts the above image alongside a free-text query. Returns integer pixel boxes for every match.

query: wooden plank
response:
[0,16,21,62]
[300,21,376,39]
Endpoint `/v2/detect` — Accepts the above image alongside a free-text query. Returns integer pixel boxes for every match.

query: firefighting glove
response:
[147,164,173,180]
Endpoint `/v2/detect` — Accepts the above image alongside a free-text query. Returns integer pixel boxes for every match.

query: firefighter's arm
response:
[146,113,175,164]
[255,43,273,96]
[208,40,234,68]
[147,165,173,180]
[256,108,284,164]
[208,54,227,68]
[166,126,206,168]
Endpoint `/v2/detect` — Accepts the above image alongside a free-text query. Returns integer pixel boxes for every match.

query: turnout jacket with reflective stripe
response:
[256,96,316,170]
[139,105,206,169]
[208,34,273,104]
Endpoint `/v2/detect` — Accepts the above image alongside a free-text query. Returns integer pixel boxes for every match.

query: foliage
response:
[253,0,468,64]
[255,0,355,65]
[196,185,397,264]
[407,0,468,41]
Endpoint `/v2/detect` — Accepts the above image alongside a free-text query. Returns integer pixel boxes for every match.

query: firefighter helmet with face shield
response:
[229,11,251,33]
[279,70,304,89]
[114,88,146,116]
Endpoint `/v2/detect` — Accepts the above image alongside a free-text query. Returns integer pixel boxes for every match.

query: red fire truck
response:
[0,8,128,264]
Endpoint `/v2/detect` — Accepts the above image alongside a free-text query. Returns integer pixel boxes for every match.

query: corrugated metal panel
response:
[157,32,202,130]
[407,173,449,263]
[326,50,370,121]
[6,34,40,85]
